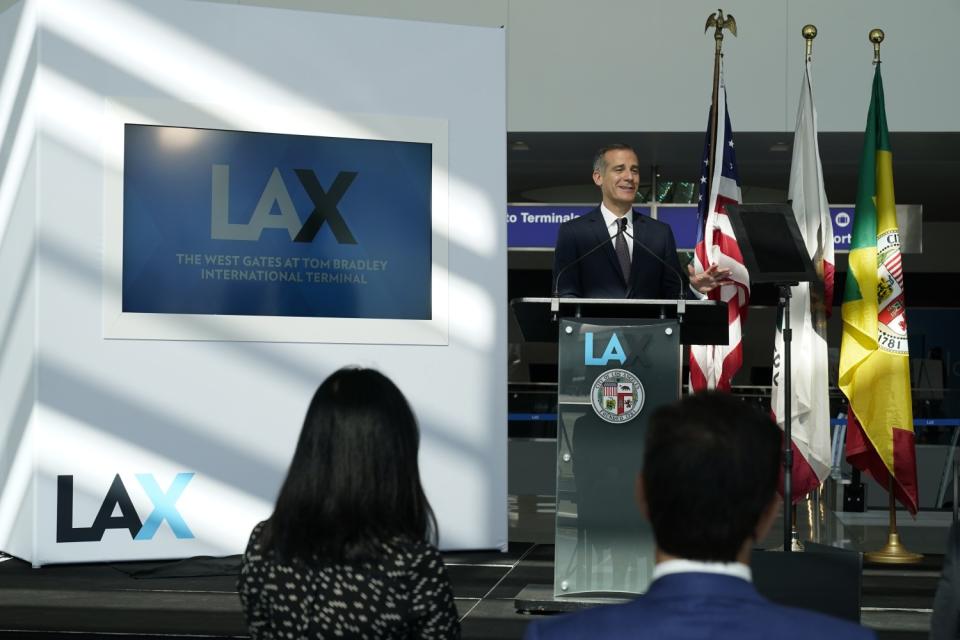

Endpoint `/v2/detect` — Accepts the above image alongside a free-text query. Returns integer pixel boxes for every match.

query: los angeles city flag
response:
[839,65,918,514]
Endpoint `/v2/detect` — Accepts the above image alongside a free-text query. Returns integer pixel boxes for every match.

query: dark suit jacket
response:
[552,207,687,299]
[523,573,875,640]
[931,522,960,639]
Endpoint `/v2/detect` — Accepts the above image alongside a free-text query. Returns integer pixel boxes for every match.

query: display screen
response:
[122,124,432,320]
[724,204,817,284]
[737,209,808,275]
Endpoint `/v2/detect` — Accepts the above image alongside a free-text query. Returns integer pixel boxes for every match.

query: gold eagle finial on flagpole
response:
[705,9,737,54]
[702,9,737,258]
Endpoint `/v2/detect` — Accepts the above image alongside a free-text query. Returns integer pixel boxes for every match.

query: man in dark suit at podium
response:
[553,144,728,299]
[524,393,875,640]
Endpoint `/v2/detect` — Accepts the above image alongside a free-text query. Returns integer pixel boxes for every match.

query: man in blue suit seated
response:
[524,393,875,640]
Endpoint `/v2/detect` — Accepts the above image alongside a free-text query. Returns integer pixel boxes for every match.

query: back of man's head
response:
[643,392,781,562]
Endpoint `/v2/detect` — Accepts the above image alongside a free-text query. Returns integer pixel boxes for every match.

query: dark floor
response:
[0,542,939,640]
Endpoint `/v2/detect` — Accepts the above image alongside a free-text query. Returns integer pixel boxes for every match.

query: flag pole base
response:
[790,526,805,552]
[864,532,922,564]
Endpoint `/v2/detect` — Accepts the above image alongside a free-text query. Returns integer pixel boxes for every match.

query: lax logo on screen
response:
[211,165,358,244]
[56,473,195,543]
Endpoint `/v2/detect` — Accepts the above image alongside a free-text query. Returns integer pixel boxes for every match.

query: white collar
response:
[652,558,752,584]
[600,202,633,231]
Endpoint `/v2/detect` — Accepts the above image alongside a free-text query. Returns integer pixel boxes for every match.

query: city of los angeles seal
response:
[590,369,644,424]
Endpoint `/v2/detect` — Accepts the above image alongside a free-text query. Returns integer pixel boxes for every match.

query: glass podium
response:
[556,317,679,594]
[512,297,727,598]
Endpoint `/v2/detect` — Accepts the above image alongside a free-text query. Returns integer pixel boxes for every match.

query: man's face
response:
[593,149,640,211]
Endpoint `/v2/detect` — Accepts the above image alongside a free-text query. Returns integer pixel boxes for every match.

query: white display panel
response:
[102,99,450,345]
[0,0,507,565]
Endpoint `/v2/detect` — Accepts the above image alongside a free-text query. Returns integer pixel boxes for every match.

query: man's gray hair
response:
[593,143,637,173]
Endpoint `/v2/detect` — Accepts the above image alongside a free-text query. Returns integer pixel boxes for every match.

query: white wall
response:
[208,0,960,133]
[507,0,960,132]
[784,0,960,133]
[199,0,509,27]
[0,0,507,564]
[0,0,36,562]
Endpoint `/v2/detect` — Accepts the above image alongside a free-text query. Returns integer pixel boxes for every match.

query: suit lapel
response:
[587,208,626,288]
[627,210,646,297]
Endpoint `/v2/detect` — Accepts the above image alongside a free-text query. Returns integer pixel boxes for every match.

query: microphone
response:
[552,222,626,309]
[621,226,689,318]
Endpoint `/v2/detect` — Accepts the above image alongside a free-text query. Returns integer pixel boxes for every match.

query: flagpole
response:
[692,10,747,397]
[858,28,922,564]
[870,28,883,64]
[700,10,736,393]
[803,24,816,60]
[786,24,820,554]
[780,282,794,552]
[703,10,736,212]
[775,23,819,555]
[707,20,720,198]
[865,477,922,564]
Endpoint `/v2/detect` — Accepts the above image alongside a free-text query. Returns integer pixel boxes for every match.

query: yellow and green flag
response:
[839,66,918,514]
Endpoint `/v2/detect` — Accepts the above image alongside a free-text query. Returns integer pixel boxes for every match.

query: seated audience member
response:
[931,521,960,639]
[524,392,874,640]
[239,368,460,639]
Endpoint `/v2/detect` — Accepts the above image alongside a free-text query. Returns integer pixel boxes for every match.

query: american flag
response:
[689,76,750,392]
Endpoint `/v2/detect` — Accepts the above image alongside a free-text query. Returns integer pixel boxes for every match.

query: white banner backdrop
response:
[0,0,506,565]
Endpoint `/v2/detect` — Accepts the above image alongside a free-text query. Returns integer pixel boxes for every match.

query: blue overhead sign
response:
[507,205,651,249]
[507,203,875,252]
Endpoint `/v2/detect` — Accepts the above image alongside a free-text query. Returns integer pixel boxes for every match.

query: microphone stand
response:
[779,283,797,552]
[551,223,627,316]
[622,227,688,323]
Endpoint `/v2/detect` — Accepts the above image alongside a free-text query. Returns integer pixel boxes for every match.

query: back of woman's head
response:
[263,368,436,563]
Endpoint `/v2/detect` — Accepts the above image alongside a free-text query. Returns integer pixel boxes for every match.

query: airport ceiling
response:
[506,131,959,222]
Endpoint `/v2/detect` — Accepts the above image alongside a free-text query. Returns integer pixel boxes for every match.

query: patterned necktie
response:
[615,217,631,285]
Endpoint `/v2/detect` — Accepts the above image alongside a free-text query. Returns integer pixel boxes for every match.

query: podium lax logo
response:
[210,165,357,244]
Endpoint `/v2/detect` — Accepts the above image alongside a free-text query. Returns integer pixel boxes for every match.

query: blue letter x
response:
[134,473,195,540]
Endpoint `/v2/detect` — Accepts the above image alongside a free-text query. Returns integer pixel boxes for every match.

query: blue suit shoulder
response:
[523,586,875,640]
[559,208,600,231]
[636,215,673,235]
[635,214,671,232]
[763,602,875,639]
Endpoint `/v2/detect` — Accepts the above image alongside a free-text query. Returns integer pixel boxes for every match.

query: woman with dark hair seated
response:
[239,368,460,639]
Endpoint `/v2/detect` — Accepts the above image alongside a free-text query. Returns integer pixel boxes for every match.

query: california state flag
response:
[771,58,835,501]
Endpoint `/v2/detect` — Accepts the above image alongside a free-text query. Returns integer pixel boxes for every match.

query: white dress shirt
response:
[651,558,753,584]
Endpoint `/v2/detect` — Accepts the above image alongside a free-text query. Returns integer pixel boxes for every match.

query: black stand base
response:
[514,585,630,614]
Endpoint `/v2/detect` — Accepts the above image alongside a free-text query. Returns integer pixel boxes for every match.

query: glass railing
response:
[509,382,960,439]
[509,383,960,554]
